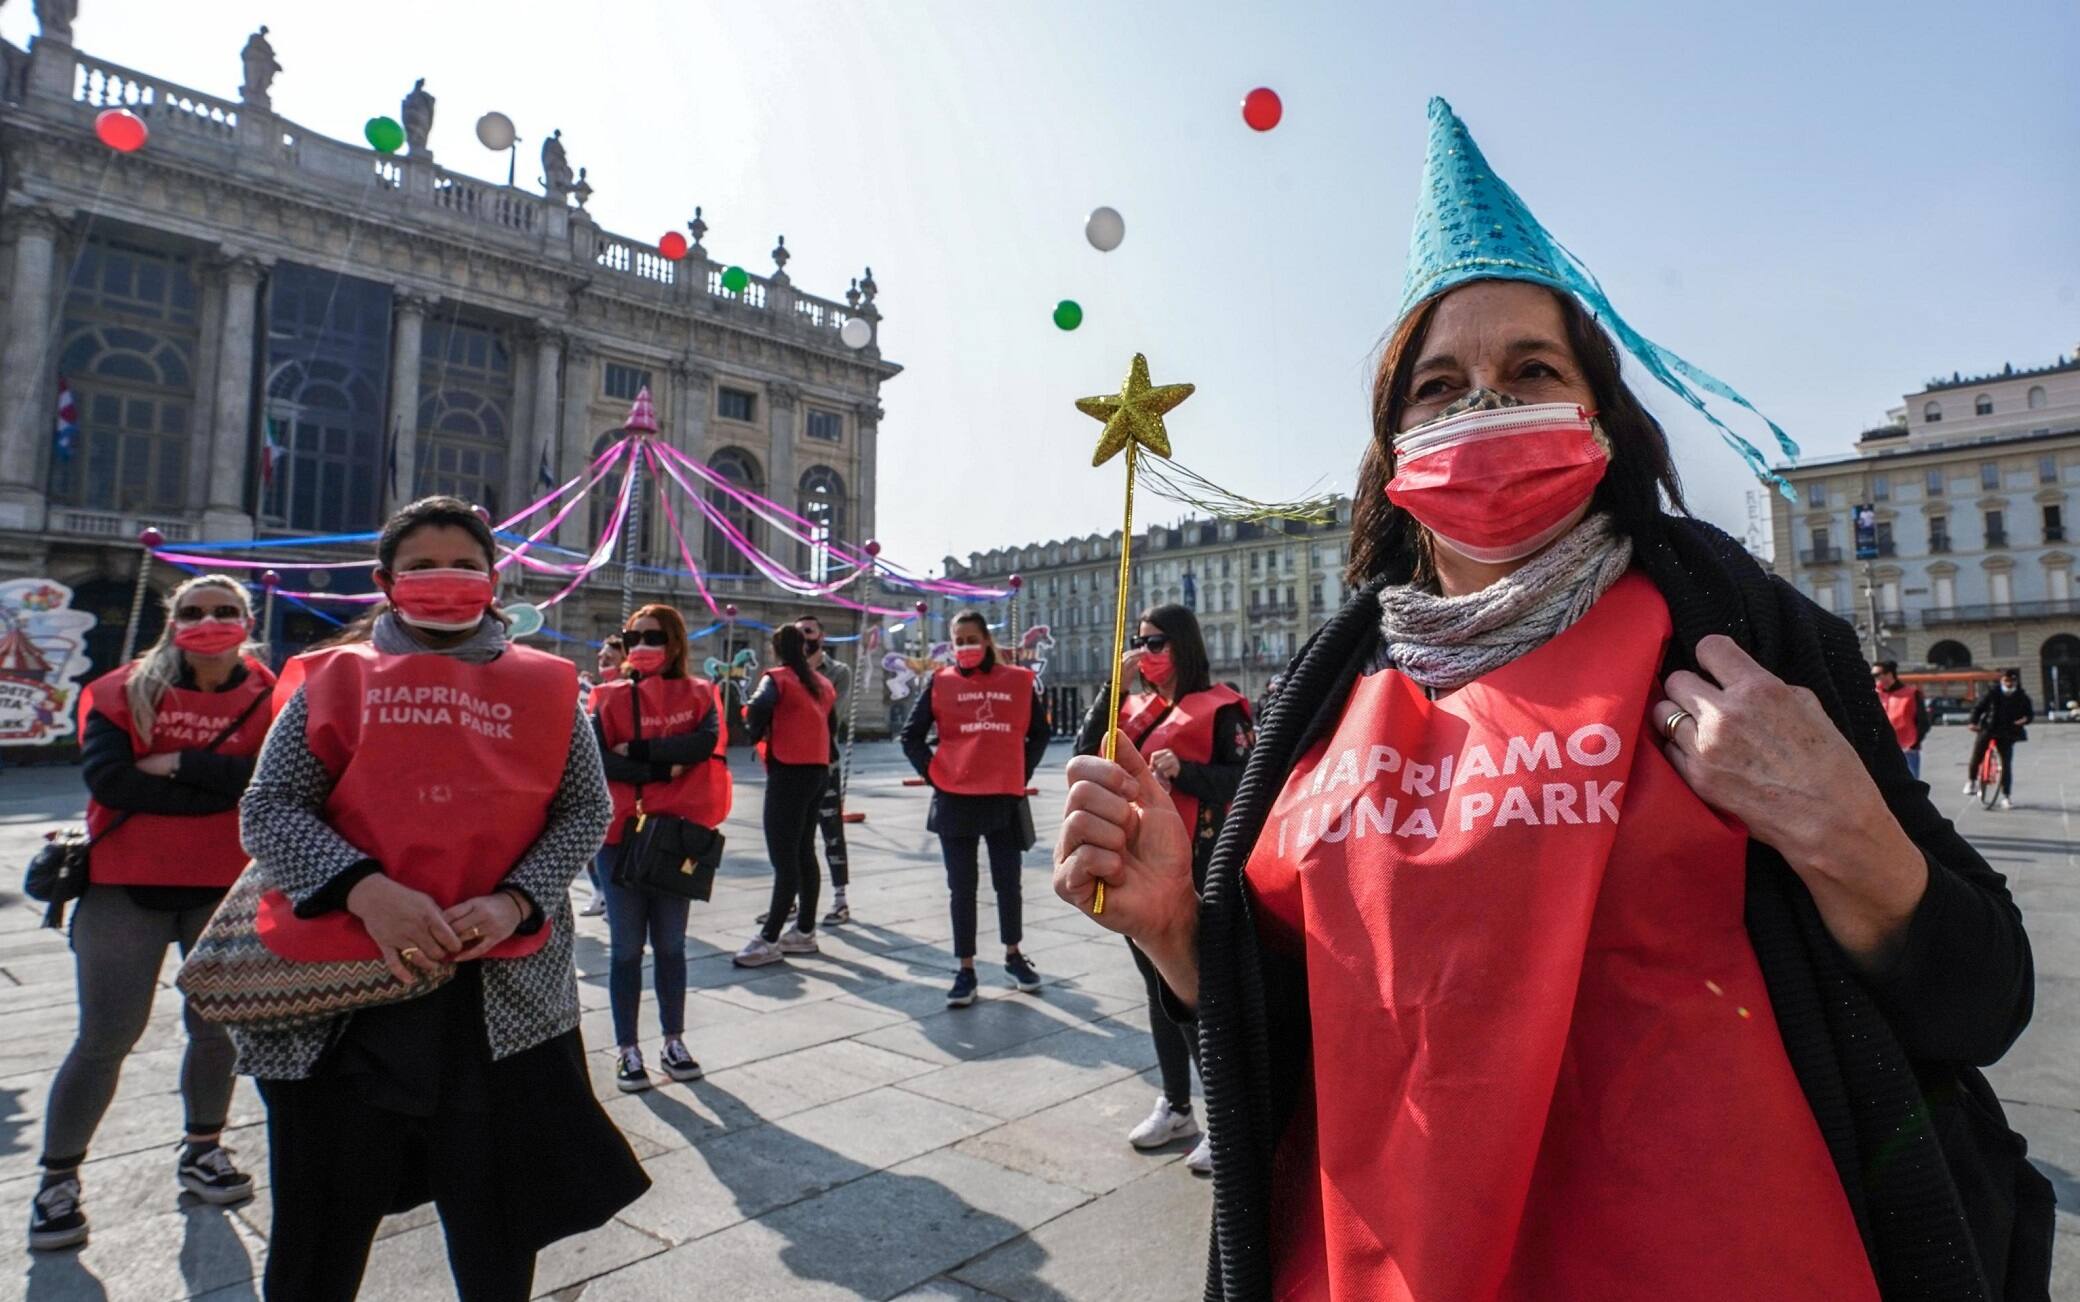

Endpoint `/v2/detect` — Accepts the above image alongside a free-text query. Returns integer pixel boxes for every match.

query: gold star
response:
[1075,353,1194,467]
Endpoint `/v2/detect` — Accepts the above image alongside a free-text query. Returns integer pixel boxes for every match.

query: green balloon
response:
[364,116,405,155]
[1053,299,1083,331]
[721,265,750,295]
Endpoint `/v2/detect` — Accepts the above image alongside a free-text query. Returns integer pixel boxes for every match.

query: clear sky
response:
[12,0,2076,573]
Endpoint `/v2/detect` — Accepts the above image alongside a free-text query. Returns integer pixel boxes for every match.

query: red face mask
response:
[624,646,667,674]
[1138,650,1174,687]
[1385,401,1608,564]
[173,620,246,656]
[954,645,986,670]
[385,568,494,633]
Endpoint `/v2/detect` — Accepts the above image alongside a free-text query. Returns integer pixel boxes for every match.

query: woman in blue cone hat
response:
[1056,98,2047,1301]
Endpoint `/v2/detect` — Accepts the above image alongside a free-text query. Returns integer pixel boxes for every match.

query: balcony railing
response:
[52,509,193,542]
[1928,538,1952,554]
[2047,525,2067,543]
[1799,546,1843,565]
[1921,599,2080,627]
[1247,601,1300,620]
[1985,531,2009,548]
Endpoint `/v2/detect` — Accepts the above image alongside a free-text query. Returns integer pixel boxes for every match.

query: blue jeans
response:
[599,849,690,1048]
[1902,747,1921,779]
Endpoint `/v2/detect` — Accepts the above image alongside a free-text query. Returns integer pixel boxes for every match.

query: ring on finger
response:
[399,946,421,962]
[1662,708,1694,739]
[464,926,483,941]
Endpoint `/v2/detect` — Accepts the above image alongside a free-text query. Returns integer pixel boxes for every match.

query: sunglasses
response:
[176,605,244,623]
[1128,634,1170,653]
[621,629,669,647]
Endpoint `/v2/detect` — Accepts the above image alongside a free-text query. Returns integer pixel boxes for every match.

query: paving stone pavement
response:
[0,727,2072,1300]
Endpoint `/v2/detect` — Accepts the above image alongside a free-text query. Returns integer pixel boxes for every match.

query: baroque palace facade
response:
[1768,347,2080,707]
[0,10,898,683]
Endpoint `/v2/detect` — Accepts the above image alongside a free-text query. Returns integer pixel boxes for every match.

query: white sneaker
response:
[1127,1097,1200,1150]
[1185,1133,1214,1175]
[734,935,784,967]
[776,927,819,956]
[1963,781,1979,795]
[1998,795,2014,810]
[580,890,606,917]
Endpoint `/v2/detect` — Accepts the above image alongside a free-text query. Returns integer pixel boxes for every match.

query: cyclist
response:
[1965,668,2033,809]
[1871,661,1929,779]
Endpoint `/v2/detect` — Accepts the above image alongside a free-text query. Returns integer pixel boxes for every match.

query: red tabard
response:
[256,643,577,963]
[1243,574,1877,1301]
[1118,684,1249,832]
[594,673,731,844]
[82,661,277,887]
[927,663,1035,796]
[1878,682,1921,750]
[762,668,836,765]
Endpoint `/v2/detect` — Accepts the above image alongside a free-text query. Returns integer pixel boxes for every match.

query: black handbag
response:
[609,679,725,902]
[26,688,270,929]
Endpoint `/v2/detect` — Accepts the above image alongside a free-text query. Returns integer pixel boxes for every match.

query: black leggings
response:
[1130,938,1198,1108]
[941,826,1023,959]
[762,762,828,941]
[1968,733,2017,796]
[817,767,850,889]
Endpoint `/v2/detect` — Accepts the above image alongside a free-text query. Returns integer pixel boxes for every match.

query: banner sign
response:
[1853,504,1879,560]
[0,579,95,745]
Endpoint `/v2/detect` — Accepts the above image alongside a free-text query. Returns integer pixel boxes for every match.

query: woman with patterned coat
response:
[233,497,647,1302]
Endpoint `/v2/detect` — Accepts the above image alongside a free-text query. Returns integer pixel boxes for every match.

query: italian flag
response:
[261,419,287,489]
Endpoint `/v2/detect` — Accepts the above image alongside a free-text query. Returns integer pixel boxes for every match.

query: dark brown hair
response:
[625,603,690,679]
[1346,286,1687,589]
[1139,603,1211,698]
[771,623,819,690]
[950,609,997,672]
[376,495,497,574]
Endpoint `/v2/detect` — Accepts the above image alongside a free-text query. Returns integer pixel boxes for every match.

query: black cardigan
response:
[1191,516,2052,1302]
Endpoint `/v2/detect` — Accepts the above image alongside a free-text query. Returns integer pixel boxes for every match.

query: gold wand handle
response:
[1094,442,1140,917]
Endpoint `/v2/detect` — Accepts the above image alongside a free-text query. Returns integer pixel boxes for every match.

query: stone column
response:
[506,340,537,523]
[199,252,266,537]
[384,290,431,513]
[669,358,712,462]
[766,379,799,531]
[557,337,595,549]
[854,400,881,557]
[0,205,63,530]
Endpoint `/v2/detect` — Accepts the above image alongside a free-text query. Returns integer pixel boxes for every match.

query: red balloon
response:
[862,538,882,557]
[724,603,738,619]
[659,231,689,262]
[95,108,149,153]
[1241,87,1283,132]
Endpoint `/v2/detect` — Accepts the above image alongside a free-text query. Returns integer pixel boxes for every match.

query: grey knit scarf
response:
[1379,513,1633,692]
[370,611,507,664]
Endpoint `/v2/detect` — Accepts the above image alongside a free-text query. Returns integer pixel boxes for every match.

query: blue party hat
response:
[1401,97,1798,496]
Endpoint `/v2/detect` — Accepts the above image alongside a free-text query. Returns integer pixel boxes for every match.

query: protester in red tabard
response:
[1056,100,2044,1299]
[29,575,276,1253]
[1871,659,1930,779]
[1075,603,1250,1176]
[903,611,1052,1006]
[735,623,836,967]
[591,603,726,1092]
[233,496,646,1302]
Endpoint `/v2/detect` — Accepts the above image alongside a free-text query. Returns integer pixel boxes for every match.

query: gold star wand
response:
[1075,353,1194,916]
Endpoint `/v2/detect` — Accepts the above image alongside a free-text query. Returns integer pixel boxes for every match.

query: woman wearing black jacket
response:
[1054,106,2047,1300]
[30,574,276,1252]
[1075,603,1250,1173]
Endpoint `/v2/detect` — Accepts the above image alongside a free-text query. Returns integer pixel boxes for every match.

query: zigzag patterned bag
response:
[176,864,452,1029]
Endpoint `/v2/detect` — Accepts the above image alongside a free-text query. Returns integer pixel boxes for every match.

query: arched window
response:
[266,358,384,531]
[2028,386,2048,411]
[1927,639,1972,669]
[1923,401,1942,423]
[417,317,513,517]
[1974,393,1993,416]
[49,237,203,513]
[705,447,762,578]
[2042,633,2080,706]
[798,465,846,582]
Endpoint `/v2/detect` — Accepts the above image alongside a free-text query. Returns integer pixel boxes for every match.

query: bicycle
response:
[1976,741,2002,810]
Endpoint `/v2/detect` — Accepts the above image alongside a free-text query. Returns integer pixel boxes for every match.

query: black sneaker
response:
[822,897,851,925]
[175,1144,254,1206]
[615,1046,652,1093]
[755,903,799,927]
[660,1038,703,1082]
[947,967,979,1008]
[1005,952,1042,993]
[28,1175,87,1251]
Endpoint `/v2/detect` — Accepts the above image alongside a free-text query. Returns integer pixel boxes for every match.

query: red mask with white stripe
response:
[1386,395,1609,564]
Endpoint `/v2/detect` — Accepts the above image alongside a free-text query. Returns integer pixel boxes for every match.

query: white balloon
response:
[1085,206,1125,253]
[839,316,874,350]
[504,602,544,638]
[476,111,516,152]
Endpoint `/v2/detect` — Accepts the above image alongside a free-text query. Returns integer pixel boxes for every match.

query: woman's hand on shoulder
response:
[346,873,462,984]
[1054,732,1196,950]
